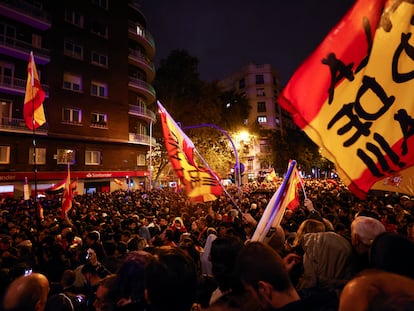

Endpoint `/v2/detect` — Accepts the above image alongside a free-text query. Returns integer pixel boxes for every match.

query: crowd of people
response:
[0,177,414,311]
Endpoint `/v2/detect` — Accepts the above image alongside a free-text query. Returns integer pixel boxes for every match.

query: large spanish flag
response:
[158,101,223,202]
[24,51,46,130]
[279,0,414,198]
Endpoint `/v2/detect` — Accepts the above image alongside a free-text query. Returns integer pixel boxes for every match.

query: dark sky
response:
[137,0,355,85]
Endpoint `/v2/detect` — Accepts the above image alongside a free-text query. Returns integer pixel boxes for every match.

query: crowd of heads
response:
[1,178,414,311]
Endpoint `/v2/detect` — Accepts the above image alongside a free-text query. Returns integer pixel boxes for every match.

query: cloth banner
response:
[279,0,414,198]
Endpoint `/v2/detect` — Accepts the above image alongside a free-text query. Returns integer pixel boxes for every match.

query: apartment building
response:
[0,0,156,197]
[218,63,296,181]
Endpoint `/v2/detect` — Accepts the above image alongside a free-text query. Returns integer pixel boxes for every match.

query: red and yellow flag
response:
[158,101,222,202]
[61,164,73,219]
[279,0,414,198]
[24,51,46,130]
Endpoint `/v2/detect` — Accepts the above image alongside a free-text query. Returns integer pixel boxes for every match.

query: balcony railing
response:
[0,117,47,135]
[128,49,155,75]
[0,35,50,64]
[0,0,51,30]
[129,132,156,146]
[128,105,156,122]
[128,21,155,51]
[128,77,156,101]
[128,0,143,14]
[0,75,49,97]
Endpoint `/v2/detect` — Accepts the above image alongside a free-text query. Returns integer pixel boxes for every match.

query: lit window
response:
[85,150,101,165]
[0,146,10,164]
[63,72,82,92]
[275,117,280,125]
[257,116,267,123]
[91,112,107,128]
[91,51,108,67]
[57,149,76,165]
[29,147,46,165]
[91,81,108,98]
[64,40,83,59]
[63,107,82,124]
[256,88,265,97]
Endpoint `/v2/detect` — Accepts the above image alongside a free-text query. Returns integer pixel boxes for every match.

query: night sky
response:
[138,0,355,85]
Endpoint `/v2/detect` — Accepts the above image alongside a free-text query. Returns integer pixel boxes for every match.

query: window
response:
[92,0,108,9]
[0,23,16,45]
[257,116,267,123]
[91,112,107,127]
[91,20,108,37]
[64,40,83,59]
[256,74,264,84]
[85,150,101,165]
[63,107,82,124]
[256,88,265,97]
[275,117,280,126]
[57,149,76,164]
[63,72,82,92]
[239,78,245,89]
[65,9,84,27]
[257,102,266,112]
[137,154,146,166]
[32,34,42,48]
[91,81,108,98]
[29,147,46,165]
[91,51,108,67]
[0,146,10,164]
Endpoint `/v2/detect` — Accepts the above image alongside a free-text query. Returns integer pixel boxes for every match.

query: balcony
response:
[0,0,51,30]
[0,35,50,64]
[128,21,155,59]
[128,77,156,103]
[0,117,47,135]
[128,0,143,14]
[129,132,156,146]
[0,75,49,97]
[128,49,156,82]
[128,105,156,122]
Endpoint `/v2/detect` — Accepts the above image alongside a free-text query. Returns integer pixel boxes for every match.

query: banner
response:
[24,51,46,130]
[158,101,222,202]
[279,0,414,198]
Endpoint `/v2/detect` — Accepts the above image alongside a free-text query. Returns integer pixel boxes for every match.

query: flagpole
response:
[29,51,40,227]
[183,123,242,191]
[193,148,242,214]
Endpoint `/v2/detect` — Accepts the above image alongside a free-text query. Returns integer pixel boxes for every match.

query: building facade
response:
[0,0,156,197]
[218,63,296,181]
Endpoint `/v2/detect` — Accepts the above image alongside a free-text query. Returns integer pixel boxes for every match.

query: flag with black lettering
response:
[158,101,223,202]
[279,0,414,198]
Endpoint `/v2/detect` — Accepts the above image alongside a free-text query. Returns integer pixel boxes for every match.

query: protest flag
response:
[279,0,414,198]
[251,160,300,244]
[158,101,223,202]
[61,164,73,219]
[24,51,46,130]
